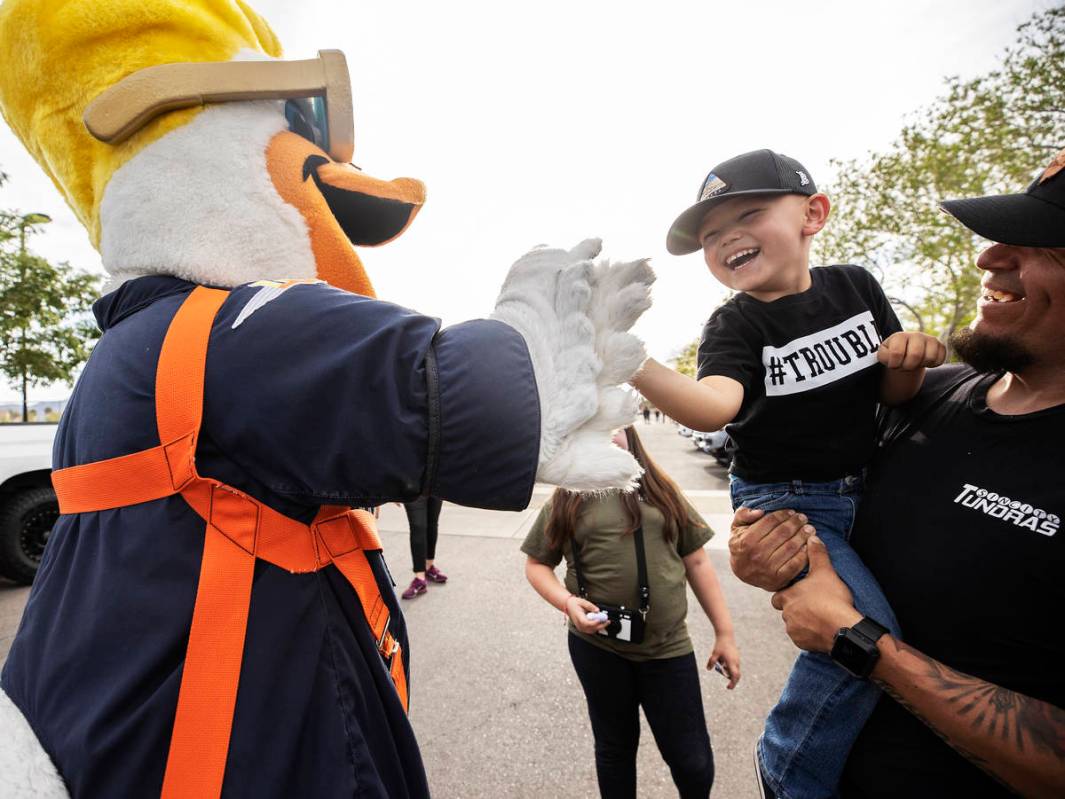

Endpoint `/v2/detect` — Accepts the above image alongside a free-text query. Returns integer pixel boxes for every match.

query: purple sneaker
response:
[401,577,428,599]
[426,565,448,584]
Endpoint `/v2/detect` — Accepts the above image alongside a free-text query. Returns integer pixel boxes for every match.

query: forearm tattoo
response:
[874,638,1065,793]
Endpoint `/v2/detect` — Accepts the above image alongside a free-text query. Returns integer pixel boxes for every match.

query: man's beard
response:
[950,328,1035,374]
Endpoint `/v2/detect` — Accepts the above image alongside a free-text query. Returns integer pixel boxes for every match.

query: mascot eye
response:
[284,97,330,154]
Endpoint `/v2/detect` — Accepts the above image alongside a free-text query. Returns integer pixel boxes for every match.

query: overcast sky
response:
[0,0,1050,402]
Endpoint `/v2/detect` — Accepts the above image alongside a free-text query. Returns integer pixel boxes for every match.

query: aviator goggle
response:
[83,50,355,164]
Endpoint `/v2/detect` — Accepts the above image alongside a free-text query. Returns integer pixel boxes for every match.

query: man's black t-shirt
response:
[697,265,902,482]
[841,365,1065,798]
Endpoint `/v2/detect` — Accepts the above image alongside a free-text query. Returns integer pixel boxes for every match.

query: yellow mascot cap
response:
[0,0,282,248]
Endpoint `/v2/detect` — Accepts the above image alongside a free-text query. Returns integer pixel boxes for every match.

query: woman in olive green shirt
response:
[523,426,740,799]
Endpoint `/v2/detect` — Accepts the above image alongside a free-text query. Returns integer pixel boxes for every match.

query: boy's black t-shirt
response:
[841,365,1065,797]
[697,265,902,482]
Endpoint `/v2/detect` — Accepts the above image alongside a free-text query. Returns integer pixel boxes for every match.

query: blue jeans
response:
[730,474,901,799]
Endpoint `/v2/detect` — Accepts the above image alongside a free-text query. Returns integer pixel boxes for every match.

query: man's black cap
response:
[940,148,1065,247]
[666,149,817,255]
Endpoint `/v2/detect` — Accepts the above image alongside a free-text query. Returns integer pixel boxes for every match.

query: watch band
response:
[852,616,890,645]
[830,616,891,679]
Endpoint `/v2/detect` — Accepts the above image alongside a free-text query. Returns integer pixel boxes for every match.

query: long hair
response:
[544,426,703,552]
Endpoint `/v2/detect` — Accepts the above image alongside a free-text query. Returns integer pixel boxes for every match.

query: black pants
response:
[403,495,442,573]
[568,633,715,799]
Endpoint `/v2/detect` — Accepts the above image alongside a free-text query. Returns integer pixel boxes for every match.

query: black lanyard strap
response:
[571,524,650,616]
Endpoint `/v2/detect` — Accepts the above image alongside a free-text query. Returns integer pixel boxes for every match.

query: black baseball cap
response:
[940,148,1065,247]
[666,149,818,255]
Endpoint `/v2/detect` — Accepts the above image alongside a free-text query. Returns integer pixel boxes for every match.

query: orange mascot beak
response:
[267,131,426,297]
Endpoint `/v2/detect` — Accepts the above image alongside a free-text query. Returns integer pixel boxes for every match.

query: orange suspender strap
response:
[316,509,409,711]
[50,286,408,799]
[49,434,196,514]
[153,287,251,799]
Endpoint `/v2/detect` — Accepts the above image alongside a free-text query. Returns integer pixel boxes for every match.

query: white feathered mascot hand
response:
[491,238,654,491]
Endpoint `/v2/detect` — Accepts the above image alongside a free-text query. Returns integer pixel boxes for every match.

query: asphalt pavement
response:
[0,421,798,798]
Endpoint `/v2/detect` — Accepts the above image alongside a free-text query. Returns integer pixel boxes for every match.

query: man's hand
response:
[728,507,814,591]
[878,331,946,371]
[771,536,862,652]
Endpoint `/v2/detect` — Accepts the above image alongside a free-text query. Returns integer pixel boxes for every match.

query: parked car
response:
[686,428,733,467]
[0,423,57,584]
[676,425,693,438]
[704,430,735,468]
[691,430,713,452]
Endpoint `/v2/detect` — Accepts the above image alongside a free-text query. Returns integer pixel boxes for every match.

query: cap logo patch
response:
[700,174,728,201]
[1038,148,1065,185]
[796,170,810,186]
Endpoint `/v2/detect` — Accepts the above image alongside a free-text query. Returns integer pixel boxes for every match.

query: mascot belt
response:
[51,286,409,799]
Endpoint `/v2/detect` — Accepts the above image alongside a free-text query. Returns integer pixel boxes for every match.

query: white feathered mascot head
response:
[0,0,426,296]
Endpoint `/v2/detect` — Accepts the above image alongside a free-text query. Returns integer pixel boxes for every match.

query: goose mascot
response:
[0,0,654,796]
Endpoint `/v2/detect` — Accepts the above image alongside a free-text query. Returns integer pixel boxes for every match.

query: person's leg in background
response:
[638,652,715,799]
[568,633,642,799]
[402,497,430,599]
[423,496,448,584]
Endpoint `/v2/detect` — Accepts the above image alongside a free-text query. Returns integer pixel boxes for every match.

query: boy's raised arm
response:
[633,358,744,432]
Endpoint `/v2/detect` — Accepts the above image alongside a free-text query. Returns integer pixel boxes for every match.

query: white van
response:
[0,423,57,584]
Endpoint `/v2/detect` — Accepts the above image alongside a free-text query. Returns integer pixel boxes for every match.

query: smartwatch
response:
[830,616,890,678]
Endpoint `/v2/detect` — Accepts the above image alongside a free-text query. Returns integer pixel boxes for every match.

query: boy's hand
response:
[878,332,946,371]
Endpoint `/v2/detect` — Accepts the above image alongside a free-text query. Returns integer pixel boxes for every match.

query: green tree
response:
[0,172,102,422]
[671,339,699,379]
[816,6,1065,350]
